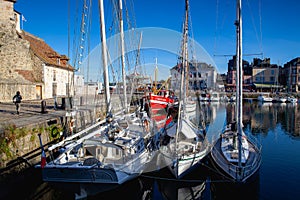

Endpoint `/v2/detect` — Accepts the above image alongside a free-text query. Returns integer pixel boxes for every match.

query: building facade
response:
[170,61,217,91]
[283,57,300,93]
[0,0,74,102]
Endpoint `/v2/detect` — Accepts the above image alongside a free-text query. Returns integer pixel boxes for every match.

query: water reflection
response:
[200,101,300,139]
[3,101,300,199]
[239,102,300,139]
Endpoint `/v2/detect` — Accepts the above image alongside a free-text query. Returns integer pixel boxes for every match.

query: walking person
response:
[13,91,22,114]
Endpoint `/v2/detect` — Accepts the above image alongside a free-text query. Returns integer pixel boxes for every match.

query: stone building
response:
[0,0,74,102]
[170,61,217,91]
[282,57,300,93]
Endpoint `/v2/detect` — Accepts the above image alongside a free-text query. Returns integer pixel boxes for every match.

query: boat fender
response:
[143,119,150,132]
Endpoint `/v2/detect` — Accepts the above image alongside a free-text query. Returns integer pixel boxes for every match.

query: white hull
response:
[287,97,298,103]
[257,94,273,102]
[37,111,159,195]
[160,119,209,178]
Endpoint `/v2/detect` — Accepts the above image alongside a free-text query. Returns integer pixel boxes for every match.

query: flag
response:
[41,149,47,168]
[22,15,27,22]
[38,133,47,168]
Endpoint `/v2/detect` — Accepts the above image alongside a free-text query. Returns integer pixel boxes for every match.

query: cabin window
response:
[115,149,119,156]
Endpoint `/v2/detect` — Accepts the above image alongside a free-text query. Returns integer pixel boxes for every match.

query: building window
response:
[270,77,275,82]
[53,71,56,81]
[52,83,57,97]
[66,83,70,96]
[271,70,275,75]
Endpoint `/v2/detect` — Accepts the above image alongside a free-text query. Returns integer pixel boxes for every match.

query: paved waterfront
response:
[0,100,66,131]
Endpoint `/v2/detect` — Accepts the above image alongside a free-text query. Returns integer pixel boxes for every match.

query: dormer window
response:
[57,58,60,65]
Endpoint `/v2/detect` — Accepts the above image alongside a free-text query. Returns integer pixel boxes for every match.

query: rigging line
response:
[87,0,93,107]
[213,53,263,57]
[187,0,196,61]
[258,0,263,56]
[246,0,263,56]
[67,0,71,98]
[71,0,81,68]
[202,159,236,182]
[140,174,232,183]
[124,0,139,74]
[213,0,219,56]
[107,50,124,107]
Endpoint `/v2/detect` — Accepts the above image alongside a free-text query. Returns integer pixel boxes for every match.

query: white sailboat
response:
[159,0,209,179]
[257,92,273,102]
[36,0,160,196]
[210,0,262,183]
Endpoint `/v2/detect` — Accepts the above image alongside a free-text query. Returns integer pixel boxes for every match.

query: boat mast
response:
[235,0,243,175]
[118,0,128,113]
[98,0,112,115]
[182,0,189,117]
[175,0,189,160]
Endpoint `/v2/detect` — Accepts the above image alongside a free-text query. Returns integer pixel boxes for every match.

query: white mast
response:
[98,0,111,115]
[235,0,243,175]
[118,0,128,113]
[175,0,189,168]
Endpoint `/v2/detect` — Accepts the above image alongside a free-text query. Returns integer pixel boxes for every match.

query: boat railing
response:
[211,136,262,181]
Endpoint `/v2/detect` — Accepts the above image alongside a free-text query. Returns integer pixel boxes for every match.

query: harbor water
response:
[2,101,300,200]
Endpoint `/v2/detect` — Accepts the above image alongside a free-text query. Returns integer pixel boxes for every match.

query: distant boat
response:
[257,93,273,102]
[199,92,210,101]
[209,92,220,102]
[286,96,297,103]
[210,0,262,183]
[229,94,236,102]
[273,95,287,103]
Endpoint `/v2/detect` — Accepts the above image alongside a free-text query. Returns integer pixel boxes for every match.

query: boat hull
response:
[210,136,261,183]
[160,142,209,179]
[41,166,134,194]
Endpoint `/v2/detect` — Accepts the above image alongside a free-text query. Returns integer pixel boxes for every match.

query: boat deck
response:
[211,133,261,181]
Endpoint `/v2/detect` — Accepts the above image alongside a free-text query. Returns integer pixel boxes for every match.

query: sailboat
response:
[210,0,262,182]
[36,0,160,196]
[159,0,209,179]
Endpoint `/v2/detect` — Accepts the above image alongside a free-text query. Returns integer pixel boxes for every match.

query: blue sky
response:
[14,0,300,81]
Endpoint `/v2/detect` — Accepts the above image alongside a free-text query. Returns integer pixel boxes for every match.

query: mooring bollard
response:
[41,100,47,113]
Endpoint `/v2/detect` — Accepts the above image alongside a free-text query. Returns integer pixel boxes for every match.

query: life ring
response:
[143,119,150,132]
